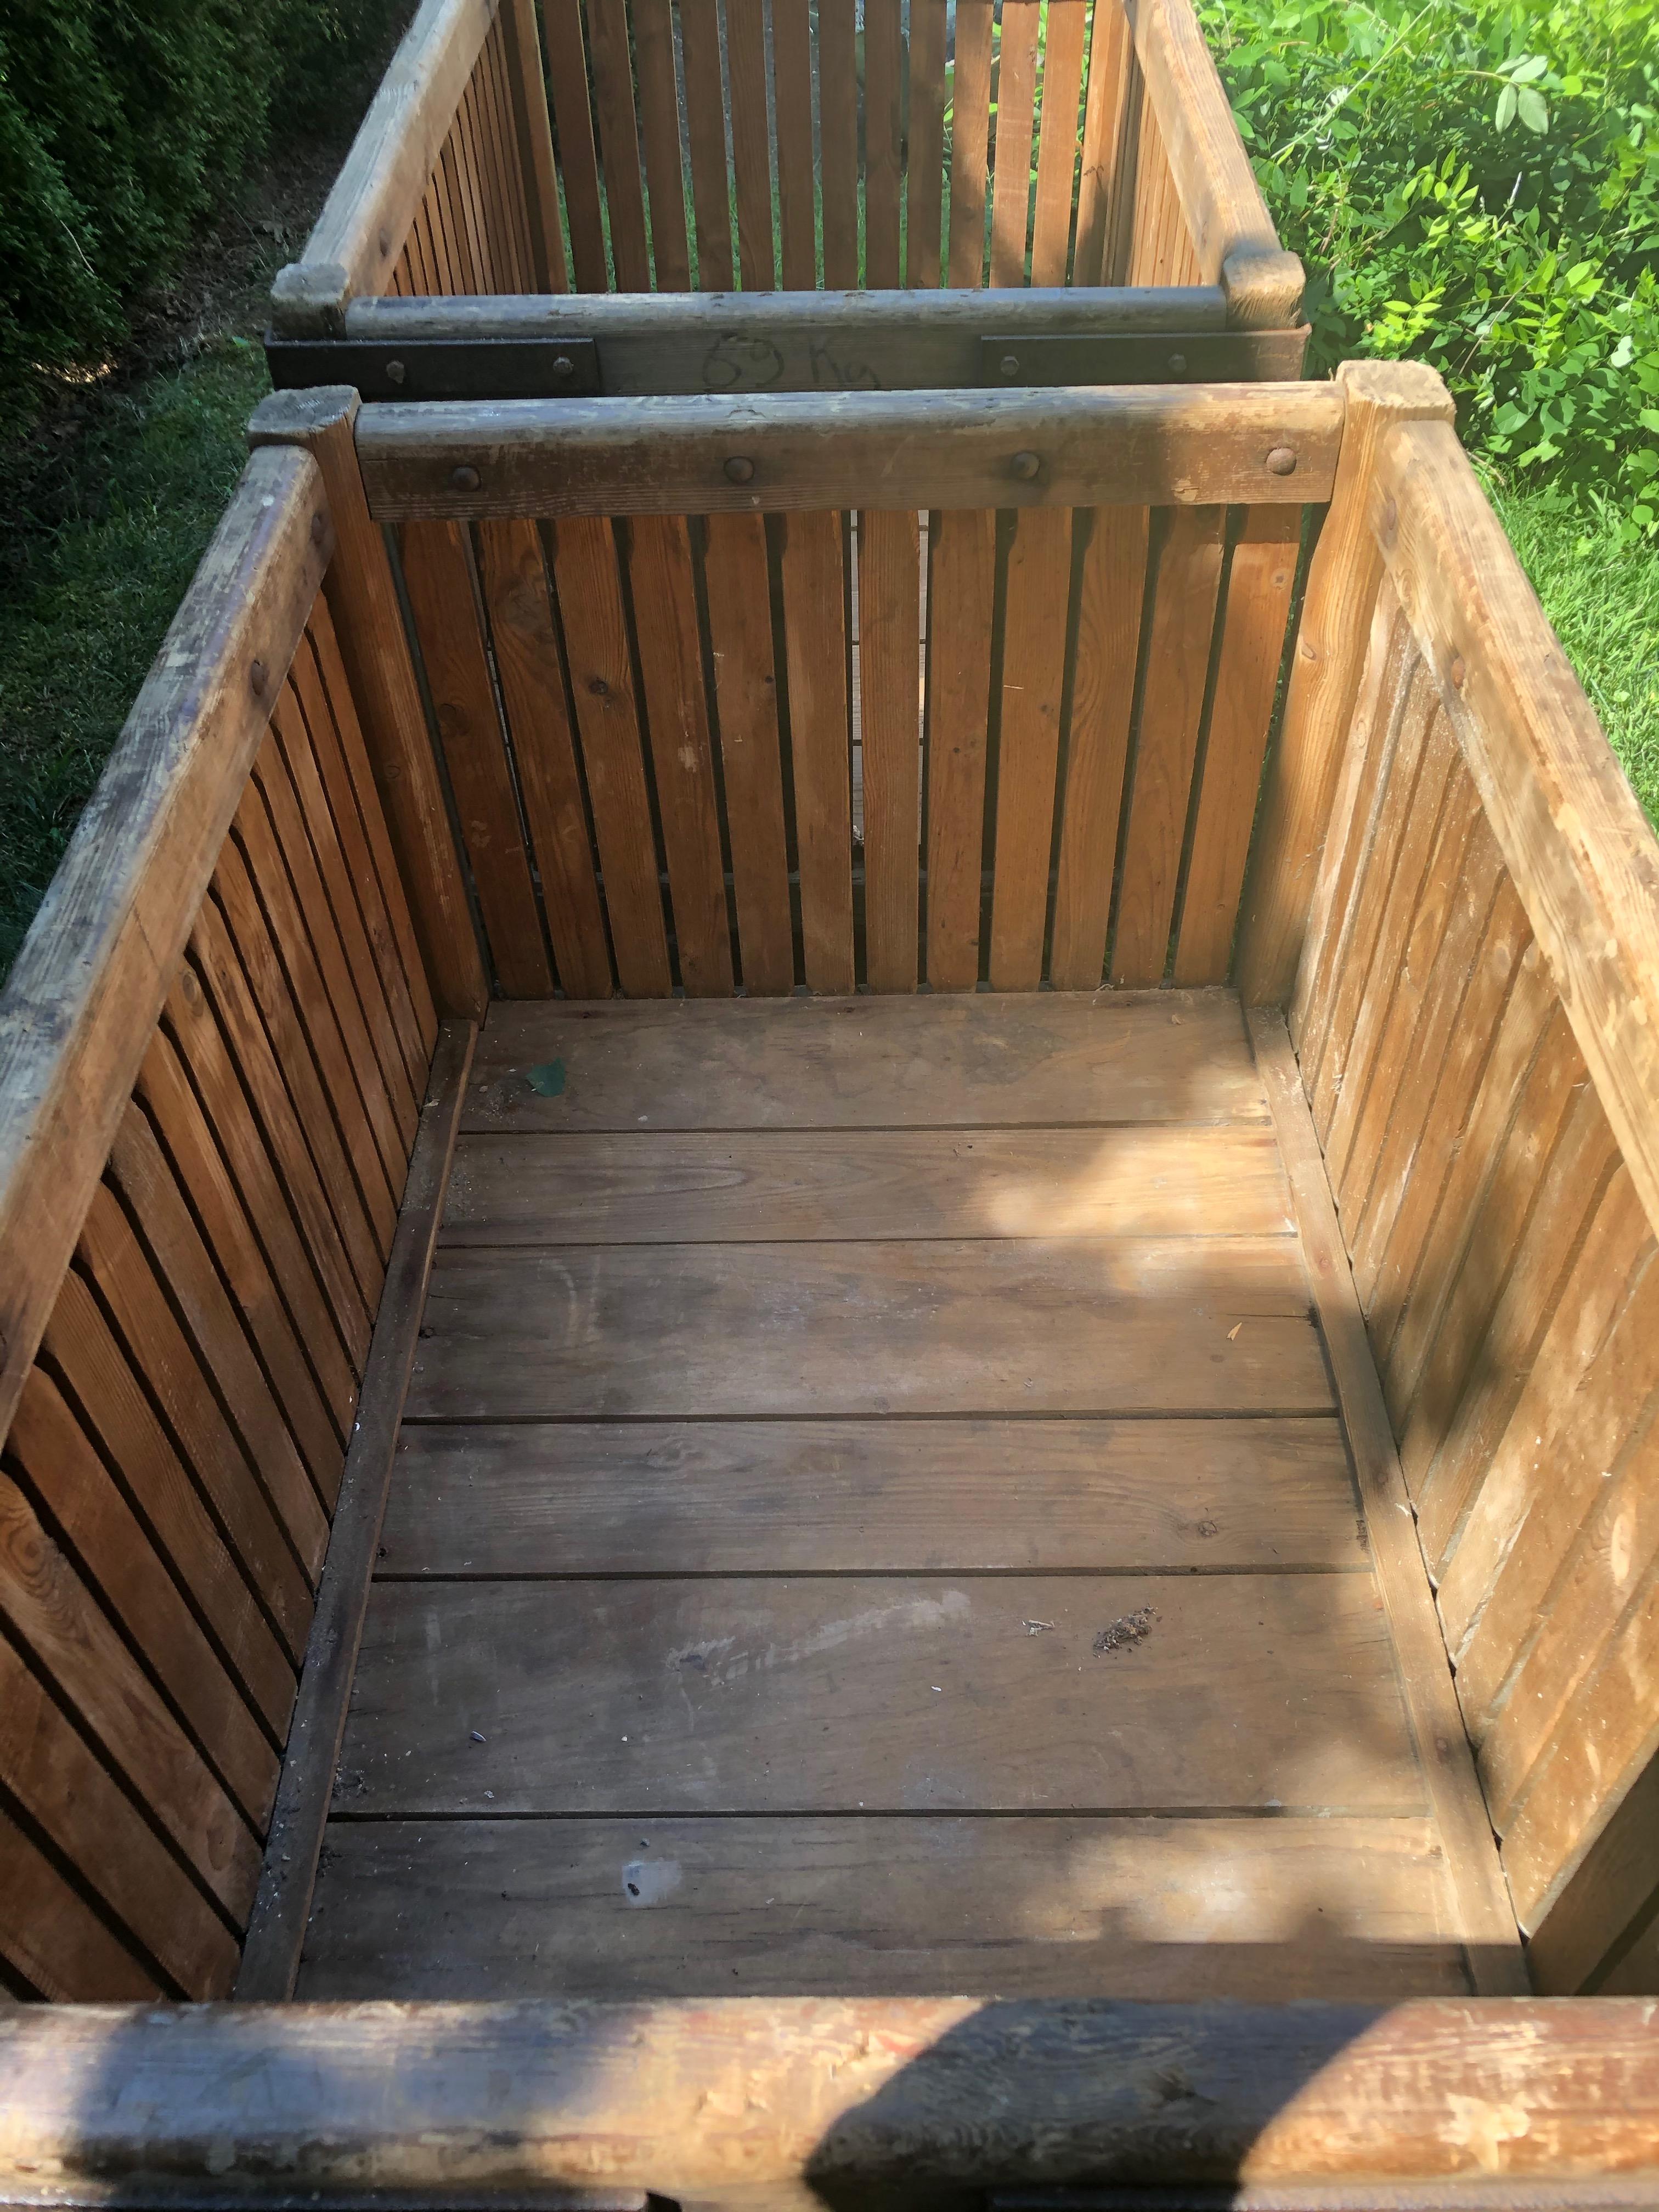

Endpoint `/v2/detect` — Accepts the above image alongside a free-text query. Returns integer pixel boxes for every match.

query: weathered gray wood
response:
[356,384,1346,520]
[0,449,330,1460]
[234,1020,473,2000]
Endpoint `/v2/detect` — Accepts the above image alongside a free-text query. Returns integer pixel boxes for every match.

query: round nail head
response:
[1011,450,1041,482]
[385,359,407,386]
[725,456,755,484]
[1168,353,1188,375]
[553,355,575,380]
[1000,353,1020,380]
[1265,446,1299,477]
[452,465,481,492]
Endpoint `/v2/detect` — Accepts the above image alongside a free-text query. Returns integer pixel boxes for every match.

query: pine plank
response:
[442,1125,1294,1244]
[857,507,922,991]
[1073,0,1131,284]
[678,0,734,290]
[298,1814,1465,2001]
[864,0,905,286]
[924,508,996,989]
[989,0,1040,285]
[703,514,794,994]
[340,1571,1418,1814]
[778,511,855,991]
[465,991,1269,1131]
[988,506,1072,990]
[584,0,651,289]
[631,0,690,290]
[946,0,995,285]
[817,0,860,289]
[0,1805,158,2003]
[905,0,949,287]
[407,1236,1330,1419]
[1030,0,1087,286]
[724,0,775,290]
[771,0,816,290]
[542,0,608,290]
[381,1414,1359,1576]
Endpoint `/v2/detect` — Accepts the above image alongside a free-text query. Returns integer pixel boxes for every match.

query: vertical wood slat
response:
[633,0,695,291]
[780,511,855,992]
[473,518,614,998]
[1111,504,1226,986]
[924,508,997,987]
[1074,0,1132,285]
[461,43,516,290]
[500,0,569,292]
[547,516,674,995]
[725,0,775,291]
[859,509,922,991]
[1030,0,1088,287]
[946,0,995,287]
[481,26,537,291]
[817,0,860,289]
[905,0,949,288]
[680,0,735,290]
[445,100,491,287]
[989,506,1072,990]
[772,0,817,292]
[543,0,610,290]
[1173,507,1301,985]
[703,515,795,994]
[585,0,652,290]
[864,0,905,289]
[1048,504,1149,991]
[989,2,1041,287]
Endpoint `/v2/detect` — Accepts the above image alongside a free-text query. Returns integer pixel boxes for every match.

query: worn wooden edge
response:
[1247,1008,1528,1996]
[270,0,500,334]
[1370,418,1659,1254]
[0,448,331,1459]
[354,382,1345,519]
[233,1018,475,1999]
[4,1997,1659,2200]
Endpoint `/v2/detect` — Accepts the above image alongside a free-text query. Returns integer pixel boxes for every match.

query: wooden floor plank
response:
[442,1127,1295,1244]
[340,1573,1421,1815]
[297,1814,1468,2001]
[465,991,1268,1133]
[407,1238,1329,1420]
[380,1417,1361,1576]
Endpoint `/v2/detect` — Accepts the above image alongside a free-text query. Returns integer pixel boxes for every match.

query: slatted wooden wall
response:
[1291,558,1659,1995]
[391,495,1301,997]
[0,467,435,2001]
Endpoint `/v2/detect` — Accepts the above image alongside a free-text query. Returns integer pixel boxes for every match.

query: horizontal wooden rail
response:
[356,382,1345,518]
[2,1999,1659,2202]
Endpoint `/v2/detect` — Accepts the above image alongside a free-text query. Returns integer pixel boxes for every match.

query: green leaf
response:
[1517,86,1550,133]
[1496,82,1517,131]
[1510,54,1549,84]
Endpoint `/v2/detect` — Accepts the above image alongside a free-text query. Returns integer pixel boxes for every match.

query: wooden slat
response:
[989,507,1071,989]
[1048,504,1148,991]
[723,0,774,291]
[924,509,996,989]
[408,1236,1330,1419]
[381,1414,1358,1574]
[466,991,1269,1131]
[630,0,690,290]
[486,18,540,290]
[457,69,508,286]
[678,0,733,291]
[76,1180,312,1663]
[300,1814,1464,2000]
[584,0,651,289]
[905,0,948,287]
[625,517,733,995]
[1172,507,1300,985]
[42,1268,297,1745]
[473,518,613,998]
[817,0,860,289]
[0,1631,236,1998]
[771,0,816,291]
[702,515,793,994]
[778,511,855,992]
[863,0,904,287]
[1111,505,1225,986]
[1074,0,1131,285]
[439,126,483,287]
[989,0,1040,286]
[1030,0,1087,286]
[0,1463,261,1922]
[399,518,552,997]
[444,1125,1294,1244]
[546,515,673,995]
[541,0,608,290]
[343,1570,1413,1813]
[0,1803,158,2002]
[857,508,922,991]
[946,0,995,285]
[499,0,568,293]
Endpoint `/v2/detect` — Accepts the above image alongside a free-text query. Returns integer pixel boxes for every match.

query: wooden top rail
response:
[2,1999,1658,2201]
[354,381,1346,519]
[0,448,333,1454]
[1129,0,1305,328]
[1368,419,1659,1250]
[270,0,499,336]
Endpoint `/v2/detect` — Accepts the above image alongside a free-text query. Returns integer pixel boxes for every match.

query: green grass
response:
[0,335,271,976]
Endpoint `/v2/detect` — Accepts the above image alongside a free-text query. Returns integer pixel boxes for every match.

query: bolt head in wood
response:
[725,456,755,484]
[1000,354,1020,380]
[552,355,576,380]
[249,659,268,696]
[451,465,481,492]
[1011,450,1041,482]
[1265,446,1299,477]
[1167,353,1188,375]
[385,358,407,386]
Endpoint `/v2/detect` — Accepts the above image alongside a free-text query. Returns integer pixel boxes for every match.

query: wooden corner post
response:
[1234,359,1455,1006]
[249,387,488,1020]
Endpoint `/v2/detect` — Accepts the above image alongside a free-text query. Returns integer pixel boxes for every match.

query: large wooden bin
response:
[3,363,1659,2203]
[266,0,1310,398]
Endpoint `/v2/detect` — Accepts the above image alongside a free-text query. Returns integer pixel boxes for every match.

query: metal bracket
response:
[979,327,1311,386]
[264,335,602,400]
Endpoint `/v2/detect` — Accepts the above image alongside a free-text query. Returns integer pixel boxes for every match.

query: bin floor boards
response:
[296,989,1497,2001]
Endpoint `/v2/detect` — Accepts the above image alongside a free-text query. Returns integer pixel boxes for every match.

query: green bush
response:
[1201,0,1659,529]
[0,0,396,433]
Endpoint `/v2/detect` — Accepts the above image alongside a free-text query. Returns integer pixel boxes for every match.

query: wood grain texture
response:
[989,1,1041,286]
[703,515,794,994]
[779,511,855,992]
[465,991,1269,1131]
[724,0,774,291]
[770,0,816,291]
[1031,0,1088,286]
[1074,0,1132,284]
[817,0,860,290]
[541,0,607,289]
[923,509,996,989]
[989,506,1072,990]
[947,0,995,285]
[863,0,905,287]
[905,0,949,287]
[630,0,690,290]
[499,0,566,292]
[857,508,922,991]
[678,0,733,289]
[585,0,650,289]
[0,1807,158,2003]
